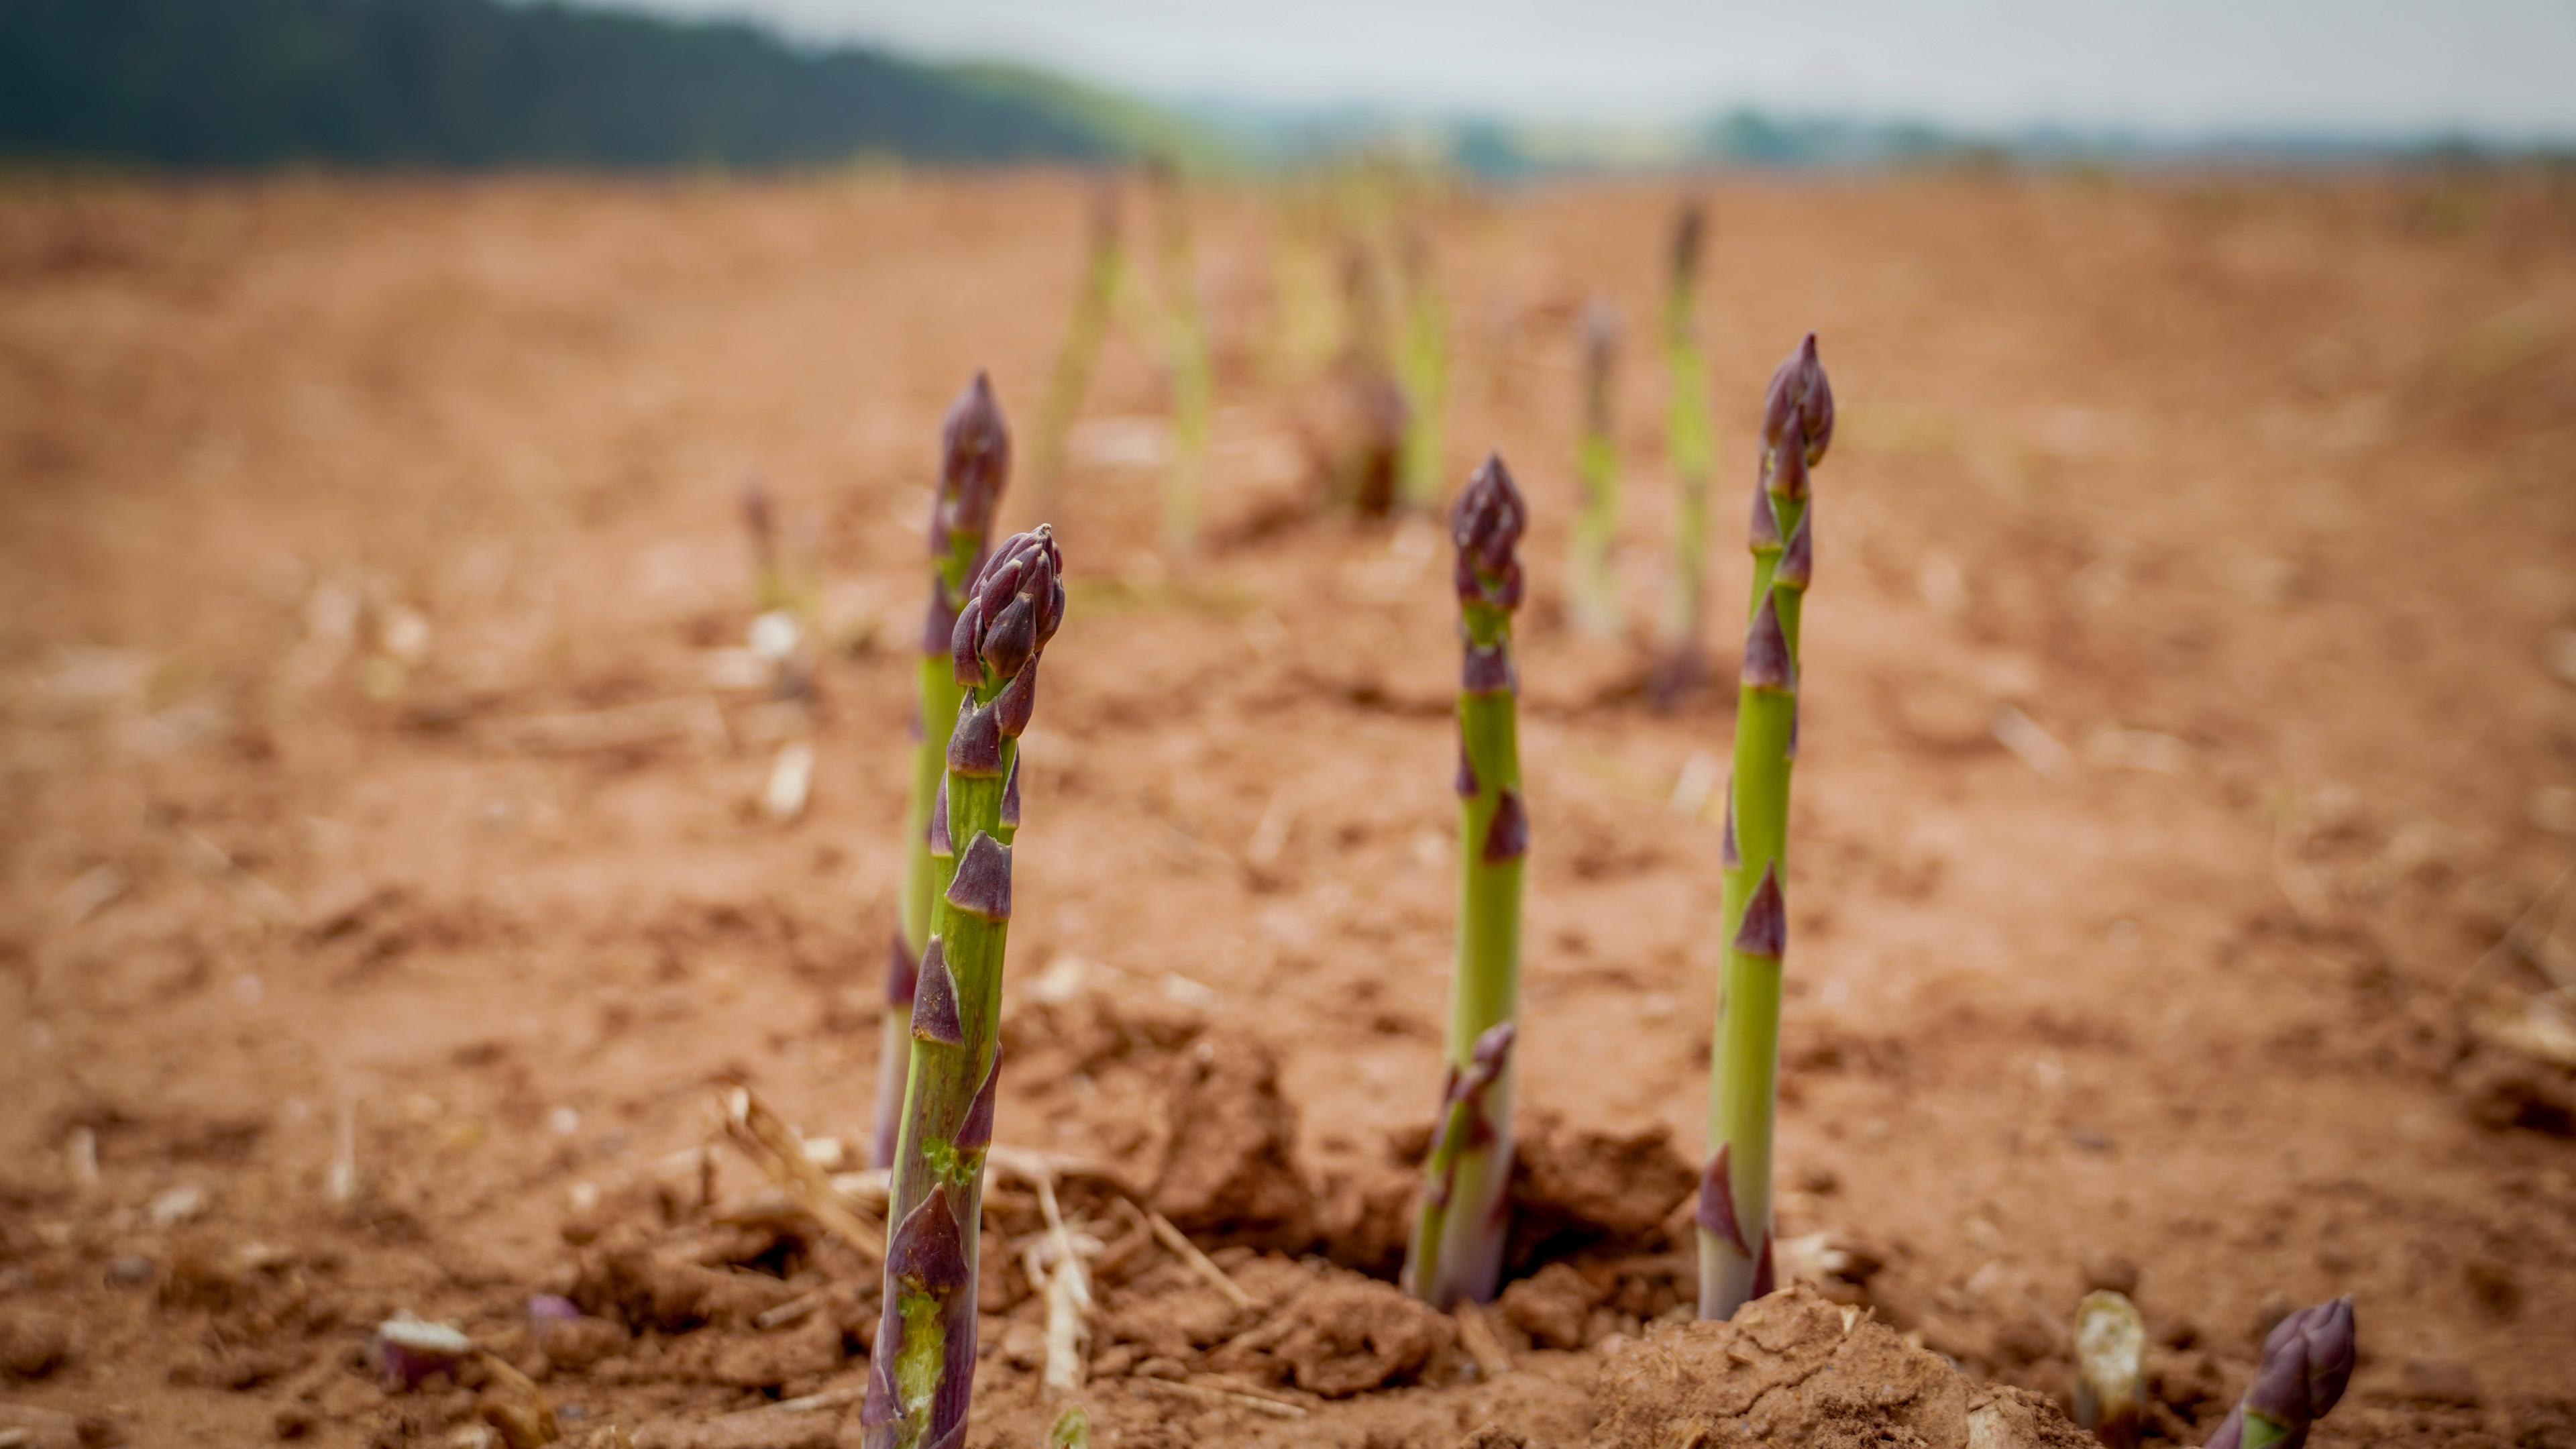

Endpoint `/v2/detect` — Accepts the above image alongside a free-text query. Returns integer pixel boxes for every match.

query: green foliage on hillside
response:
[0,0,1128,168]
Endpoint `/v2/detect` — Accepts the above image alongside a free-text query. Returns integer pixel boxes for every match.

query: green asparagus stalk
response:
[1025,180,1124,529]
[1570,301,1621,637]
[1654,200,1715,702]
[1394,225,1449,513]
[1405,453,1529,1309]
[863,527,1065,1449]
[2204,1297,2355,1449]
[875,374,1010,1171]
[1699,335,1832,1320]
[1149,163,1213,553]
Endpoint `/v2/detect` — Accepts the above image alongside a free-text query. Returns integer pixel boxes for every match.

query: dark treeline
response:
[0,0,1113,169]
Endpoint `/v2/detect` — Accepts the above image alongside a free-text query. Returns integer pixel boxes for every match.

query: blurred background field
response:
[3,3,2575,1447]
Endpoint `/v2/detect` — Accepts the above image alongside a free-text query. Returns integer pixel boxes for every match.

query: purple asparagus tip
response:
[933,372,1011,553]
[2241,1296,2357,1446]
[1452,455,1527,613]
[1760,333,1834,470]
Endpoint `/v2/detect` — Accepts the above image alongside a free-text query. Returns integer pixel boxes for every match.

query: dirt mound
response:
[1587,1285,2090,1448]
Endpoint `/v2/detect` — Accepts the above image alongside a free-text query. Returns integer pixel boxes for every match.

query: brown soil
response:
[4,169,2575,1448]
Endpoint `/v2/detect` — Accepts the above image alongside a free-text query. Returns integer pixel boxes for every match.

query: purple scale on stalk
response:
[1774,506,1813,591]
[949,596,984,688]
[954,1050,1001,1153]
[1721,792,1739,869]
[989,656,1038,740]
[886,1186,971,1294]
[1695,1145,1749,1254]
[945,835,1013,922]
[999,757,1020,830]
[947,701,1005,776]
[1786,698,1800,762]
[1454,743,1478,798]
[1483,789,1529,864]
[1749,1233,1776,1299]
[1734,865,1786,959]
[1769,432,1809,500]
[1748,477,1781,552]
[886,932,919,1008]
[927,776,952,857]
[910,941,963,1046]
[1461,641,1514,694]
[1741,594,1794,692]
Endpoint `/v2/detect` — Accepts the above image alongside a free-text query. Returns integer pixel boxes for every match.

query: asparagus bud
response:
[879,374,1012,1173]
[1570,301,1623,637]
[1701,337,1831,1321]
[865,526,1064,1449]
[2206,1297,2357,1449]
[2074,1290,2147,1449]
[1406,455,1529,1309]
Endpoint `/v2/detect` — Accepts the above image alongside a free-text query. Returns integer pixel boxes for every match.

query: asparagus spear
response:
[1699,335,1832,1320]
[1654,199,1715,702]
[2204,1297,2357,1449]
[1149,162,1213,552]
[1570,301,1622,636]
[1405,453,1529,1309]
[1395,225,1449,513]
[876,376,1012,1171]
[863,527,1065,1449]
[1025,180,1123,528]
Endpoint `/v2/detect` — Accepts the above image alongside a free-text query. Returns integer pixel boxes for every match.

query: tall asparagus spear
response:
[1405,453,1529,1309]
[1570,301,1622,637]
[2204,1297,2356,1449]
[875,376,1011,1171]
[1654,200,1715,702]
[863,527,1065,1449]
[1699,335,1831,1320]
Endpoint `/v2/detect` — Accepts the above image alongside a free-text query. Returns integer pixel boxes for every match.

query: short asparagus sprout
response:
[863,526,1063,1449]
[1149,162,1213,552]
[1654,199,1716,702]
[1570,300,1622,636]
[1699,333,1832,1320]
[1025,180,1124,527]
[2074,1290,2147,1448]
[2204,1297,2356,1449]
[877,375,1013,1170]
[1405,453,1529,1309]
[1046,1405,1091,1449]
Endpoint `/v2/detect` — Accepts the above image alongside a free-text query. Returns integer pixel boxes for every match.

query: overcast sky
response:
[606,0,2576,140]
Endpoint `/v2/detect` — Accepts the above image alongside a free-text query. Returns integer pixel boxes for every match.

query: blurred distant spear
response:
[1394,223,1449,511]
[1569,300,1622,636]
[1653,199,1716,704]
[1148,161,1214,552]
[1025,178,1125,529]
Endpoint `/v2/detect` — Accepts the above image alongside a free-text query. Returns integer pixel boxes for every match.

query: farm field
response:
[3,168,2574,1446]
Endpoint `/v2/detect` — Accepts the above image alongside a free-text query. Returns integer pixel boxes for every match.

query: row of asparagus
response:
[851,345,2354,1445]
